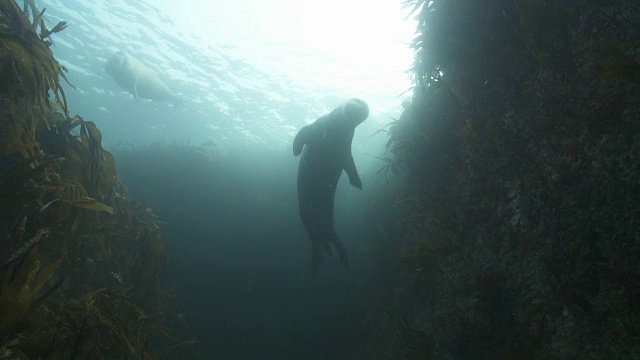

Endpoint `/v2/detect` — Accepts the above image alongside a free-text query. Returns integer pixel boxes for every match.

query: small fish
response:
[38,199,60,213]
[111,271,124,284]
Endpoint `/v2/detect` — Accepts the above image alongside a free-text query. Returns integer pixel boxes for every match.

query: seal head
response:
[342,98,369,126]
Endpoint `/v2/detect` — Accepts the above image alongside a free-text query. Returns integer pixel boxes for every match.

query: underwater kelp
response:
[0,1,194,358]
[0,0,69,157]
[369,0,640,358]
[0,228,63,337]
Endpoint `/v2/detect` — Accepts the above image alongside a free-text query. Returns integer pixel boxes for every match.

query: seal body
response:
[105,51,181,105]
[293,98,369,274]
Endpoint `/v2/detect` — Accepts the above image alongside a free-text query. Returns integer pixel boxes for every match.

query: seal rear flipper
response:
[321,240,333,255]
[332,238,349,268]
[172,96,184,108]
[311,240,322,276]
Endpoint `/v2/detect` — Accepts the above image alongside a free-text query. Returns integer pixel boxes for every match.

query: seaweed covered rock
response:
[0,1,191,358]
[372,0,640,358]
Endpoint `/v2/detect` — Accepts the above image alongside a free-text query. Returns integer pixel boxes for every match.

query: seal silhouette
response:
[293,98,369,275]
[105,51,181,106]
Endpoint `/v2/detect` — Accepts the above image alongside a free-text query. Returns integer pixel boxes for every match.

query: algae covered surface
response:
[368,0,640,358]
[0,1,194,358]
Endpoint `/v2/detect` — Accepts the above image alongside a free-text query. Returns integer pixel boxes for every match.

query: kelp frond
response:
[63,196,113,214]
[0,0,71,158]
[0,230,64,336]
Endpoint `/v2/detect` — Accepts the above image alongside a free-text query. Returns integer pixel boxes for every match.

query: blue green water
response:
[39,0,412,357]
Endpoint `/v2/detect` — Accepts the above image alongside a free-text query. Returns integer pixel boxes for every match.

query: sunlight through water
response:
[163,0,415,91]
[40,0,416,147]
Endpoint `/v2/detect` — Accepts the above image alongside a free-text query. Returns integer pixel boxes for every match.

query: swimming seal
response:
[105,51,182,106]
[293,98,369,275]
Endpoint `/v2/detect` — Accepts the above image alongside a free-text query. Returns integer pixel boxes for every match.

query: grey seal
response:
[293,98,368,274]
[105,51,181,106]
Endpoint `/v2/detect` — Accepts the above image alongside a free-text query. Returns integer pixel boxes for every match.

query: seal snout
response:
[105,51,127,76]
[342,98,369,125]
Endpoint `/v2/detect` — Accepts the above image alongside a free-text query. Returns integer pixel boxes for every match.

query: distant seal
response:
[293,98,369,275]
[105,51,182,106]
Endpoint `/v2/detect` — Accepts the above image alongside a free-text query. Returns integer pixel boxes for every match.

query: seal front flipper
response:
[344,154,363,189]
[293,125,312,156]
[133,77,140,100]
